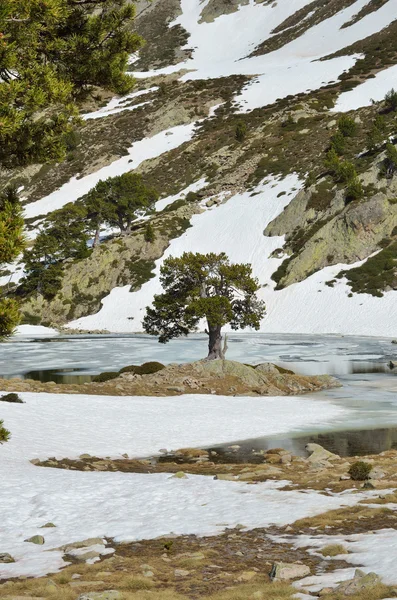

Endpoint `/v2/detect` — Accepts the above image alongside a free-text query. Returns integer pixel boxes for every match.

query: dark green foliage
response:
[21,202,89,299]
[0,393,23,403]
[144,222,155,243]
[92,371,120,383]
[349,461,372,481]
[340,241,397,296]
[235,121,247,142]
[304,171,316,189]
[384,88,397,112]
[119,362,165,375]
[0,0,143,167]
[345,177,364,203]
[380,143,397,178]
[337,115,357,138]
[83,172,158,235]
[0,186,25,338]
[0,420,10,444]
[330,131,345,155]
[143,252,266,358]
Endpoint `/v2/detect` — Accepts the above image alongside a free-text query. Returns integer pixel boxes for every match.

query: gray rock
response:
[175,569,190,577]
[24,535,45,545]
[369,466,385,480]
[270,562,311,581]
[0,552,15,563]
[389,360,397,369]
[306,443,338,464]
[333,569,381,596]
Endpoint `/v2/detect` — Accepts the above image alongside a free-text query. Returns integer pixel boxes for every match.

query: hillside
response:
[1,0,397,336]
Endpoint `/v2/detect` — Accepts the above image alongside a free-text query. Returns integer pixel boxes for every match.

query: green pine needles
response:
[0,0,143,168]
[143,252,266,359]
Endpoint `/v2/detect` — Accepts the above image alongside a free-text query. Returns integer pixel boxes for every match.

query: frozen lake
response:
[1,332,396,380]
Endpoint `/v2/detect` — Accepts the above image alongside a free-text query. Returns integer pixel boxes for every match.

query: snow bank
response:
[289,529,397,589]
[333,64,397,112]
[14,325,59,337]
[24,122,198,219]
[0,390,382,579]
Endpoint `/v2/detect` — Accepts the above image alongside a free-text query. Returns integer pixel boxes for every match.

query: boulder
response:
[333,569,381,596]
[0,552,15,563]
[305,443,339,464]
[270,562,311,581]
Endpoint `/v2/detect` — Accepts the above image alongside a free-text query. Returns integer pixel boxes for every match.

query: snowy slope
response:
[0,390,384,579]
[333,63,397,112]
[69,176,397,337]
[135,0,397,111]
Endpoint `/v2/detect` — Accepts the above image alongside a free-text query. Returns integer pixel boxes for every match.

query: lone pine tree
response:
[143,252,266,359]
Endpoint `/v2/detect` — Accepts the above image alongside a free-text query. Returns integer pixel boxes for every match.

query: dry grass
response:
[319,544,349,557]
[293,505,393,530]
[325,582,396,600]
[121,576,156,591]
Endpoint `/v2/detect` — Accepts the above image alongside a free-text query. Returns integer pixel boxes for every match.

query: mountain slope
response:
[2,0,397,335]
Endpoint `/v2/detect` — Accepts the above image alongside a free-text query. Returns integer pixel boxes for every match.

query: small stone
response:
[41,522,56,528]
[79,454,92,459]
[174,569,190,577]
[0,552,15,563]
[214,474,236,481]
[30,458,41,465]
[340,475,351,481]
[24,535,45,545]
[72,574,82,579]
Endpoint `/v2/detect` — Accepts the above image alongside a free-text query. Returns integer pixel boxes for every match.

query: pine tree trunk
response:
[93,226,101,248]
[207,325,224,360]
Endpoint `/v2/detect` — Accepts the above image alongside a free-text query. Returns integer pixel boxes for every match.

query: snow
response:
[287,529,397,589]
[134,0,397,111]
[0,391,350,461]
[333,64,397,112]
[0,390,384,579]
[23,122,199,219]
[155,178,207,212]
[82,87,158,121]
[68,175,397,337]
[14,325,59,337]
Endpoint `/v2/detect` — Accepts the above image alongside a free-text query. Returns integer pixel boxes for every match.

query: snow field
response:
[0,390,385,579]
[134,0,397,111]
[333,63,397,112]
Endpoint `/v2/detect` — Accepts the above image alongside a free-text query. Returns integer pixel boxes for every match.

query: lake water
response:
[1,332,396,379]
[1,332,397,456]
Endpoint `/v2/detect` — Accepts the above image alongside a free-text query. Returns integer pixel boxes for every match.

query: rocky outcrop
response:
[266,168,397,288]
[0,359,341,397]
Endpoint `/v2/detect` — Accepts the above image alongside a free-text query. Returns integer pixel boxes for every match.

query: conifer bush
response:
[0,420,10,444]
[349,461,372,481]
